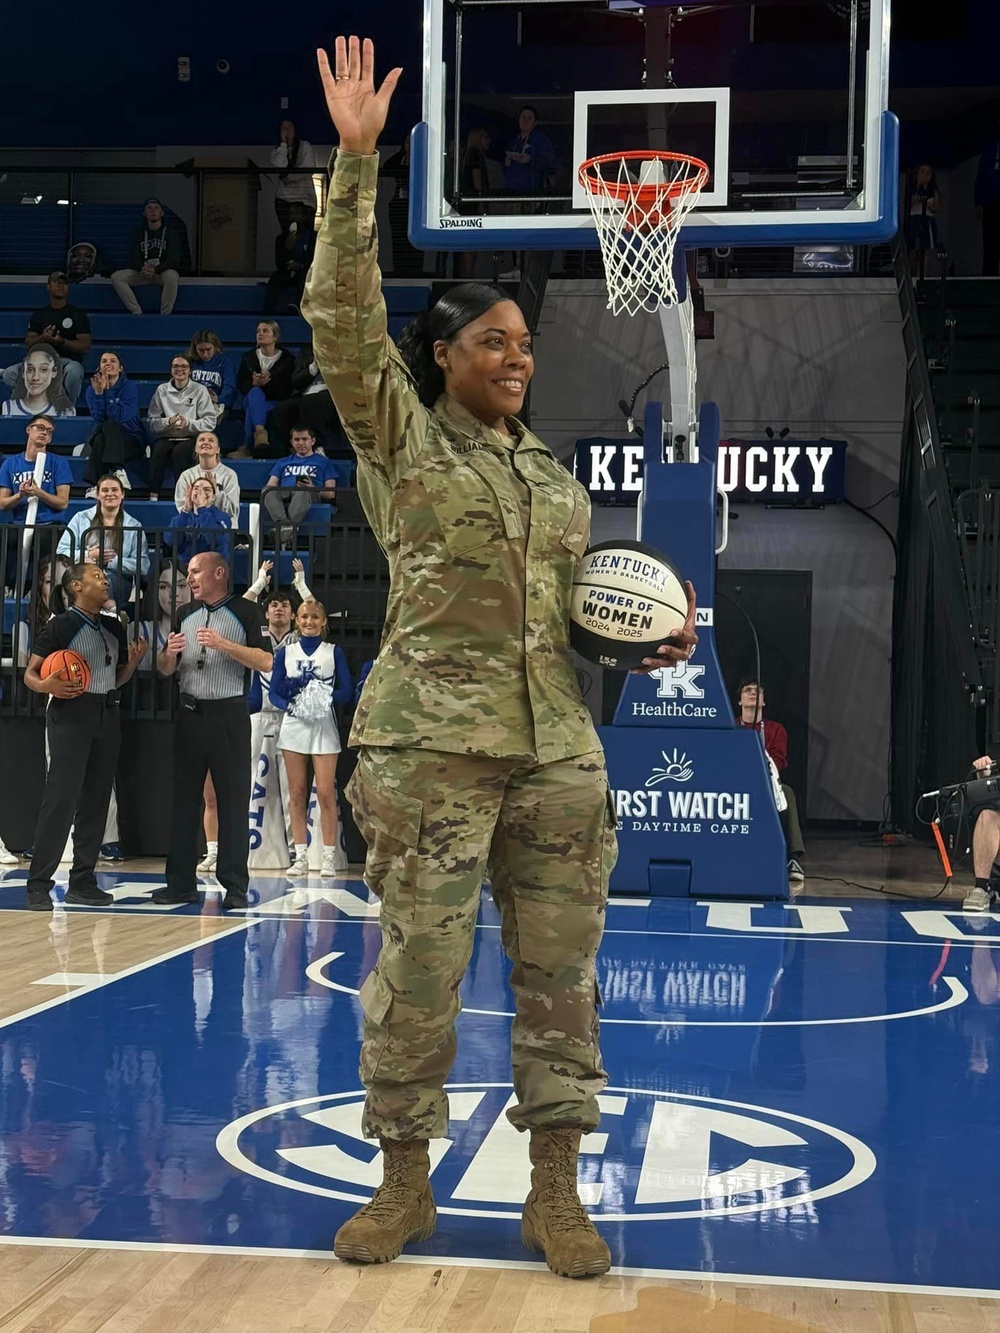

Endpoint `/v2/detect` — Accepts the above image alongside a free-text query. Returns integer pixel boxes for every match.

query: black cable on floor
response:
[808,875,953,902]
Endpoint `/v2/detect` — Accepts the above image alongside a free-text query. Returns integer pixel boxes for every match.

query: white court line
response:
[0,1233,996,1301]
[0,918,254,1032]
[304,951,970,1027]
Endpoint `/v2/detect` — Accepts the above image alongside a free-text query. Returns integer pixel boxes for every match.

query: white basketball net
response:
[579,153,709,318]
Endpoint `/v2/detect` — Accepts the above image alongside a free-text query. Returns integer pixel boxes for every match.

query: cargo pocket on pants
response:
[358,966,395,1084]
[347,752,424,919]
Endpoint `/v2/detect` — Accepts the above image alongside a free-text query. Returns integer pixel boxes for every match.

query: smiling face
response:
[434,300,533,428]
[190,479,215,509]
[24,348,58,399]
[170,357,191,388]
[99,352,123,380]
[296,601,327,638]
[194,433,220,467]
[97,478,124,515]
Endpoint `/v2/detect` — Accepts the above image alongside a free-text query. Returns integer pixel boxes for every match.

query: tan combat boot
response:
[333,1138,436,1264]
[521,1127,612,1278]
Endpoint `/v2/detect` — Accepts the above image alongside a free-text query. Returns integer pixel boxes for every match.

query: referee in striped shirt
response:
[24,563,147,910]
[152,552,271,910]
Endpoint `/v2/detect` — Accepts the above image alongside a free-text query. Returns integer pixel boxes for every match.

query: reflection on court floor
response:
[0,868,998,1295]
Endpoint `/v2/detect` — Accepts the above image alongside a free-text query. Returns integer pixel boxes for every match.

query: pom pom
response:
[289,675,332,721]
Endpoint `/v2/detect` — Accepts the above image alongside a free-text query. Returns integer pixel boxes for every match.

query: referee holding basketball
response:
[24,563,147,911]
[152,551,271,911]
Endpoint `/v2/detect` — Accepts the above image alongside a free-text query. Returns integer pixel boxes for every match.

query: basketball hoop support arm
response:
[657,247,699,462]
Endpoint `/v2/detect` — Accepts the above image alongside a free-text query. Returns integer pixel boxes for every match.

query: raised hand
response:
[316,36,402,155]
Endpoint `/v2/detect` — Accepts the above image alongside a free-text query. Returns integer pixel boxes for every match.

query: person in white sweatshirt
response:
[173,431,241,520]
[270,120,317,231]
[147,354,216,500]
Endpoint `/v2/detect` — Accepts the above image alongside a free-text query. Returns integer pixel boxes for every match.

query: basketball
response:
[569,539,688,670]
[40,648,91,692]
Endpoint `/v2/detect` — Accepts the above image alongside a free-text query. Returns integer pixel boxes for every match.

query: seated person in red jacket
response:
[736,677,805,880]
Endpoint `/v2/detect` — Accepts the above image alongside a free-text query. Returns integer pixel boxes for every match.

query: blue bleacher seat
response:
[0,312,312,345]
[3,598,28,633]
[0,418,90,448]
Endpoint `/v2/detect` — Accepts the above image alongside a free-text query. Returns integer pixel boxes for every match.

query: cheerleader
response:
[269,599,352,876]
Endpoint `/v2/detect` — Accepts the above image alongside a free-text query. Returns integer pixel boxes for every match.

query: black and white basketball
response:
[569,539,688,670]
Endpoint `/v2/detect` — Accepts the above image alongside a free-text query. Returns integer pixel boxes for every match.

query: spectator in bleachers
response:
[906,164,942,278]
[1,272,91,407]
[0,418,71,544]
[136,559,191,667]
[187,330,237,432]
[270,120,318,232]
[265,202,317,315]
[736,677,805,881]
[12,553,71,668]
[83,351,142,495]
[57,474,149,608]
[165,476,233,565]
[235,321,295,456]
[111,198,184,316]
[173,431,241,520]
[504,106,556,193]
[1,345,76,418]
[147,354,216,500]
[268,340,347,458]
[261,425,338,544]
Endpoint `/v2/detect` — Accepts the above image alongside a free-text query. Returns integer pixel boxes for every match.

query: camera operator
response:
[962,754,1000,912]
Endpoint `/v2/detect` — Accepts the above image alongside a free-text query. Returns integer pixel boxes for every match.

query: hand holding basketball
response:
[317,36,402,154]
[39,649,89,697]
[630,580,698,675]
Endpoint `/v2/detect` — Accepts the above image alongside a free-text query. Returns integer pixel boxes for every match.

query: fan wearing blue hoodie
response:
[188,331,237,424]
[165,475,233,564]
[83,351,144,490]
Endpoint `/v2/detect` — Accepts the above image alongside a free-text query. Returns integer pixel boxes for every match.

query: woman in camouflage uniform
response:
[303,36,697,1278]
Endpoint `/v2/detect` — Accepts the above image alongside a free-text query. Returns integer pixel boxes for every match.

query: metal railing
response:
[0,499,389,722]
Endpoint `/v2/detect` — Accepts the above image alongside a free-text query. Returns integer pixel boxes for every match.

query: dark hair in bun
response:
[397,282,512,407]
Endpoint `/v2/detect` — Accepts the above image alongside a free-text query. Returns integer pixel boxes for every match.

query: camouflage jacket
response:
[302,150,599,763]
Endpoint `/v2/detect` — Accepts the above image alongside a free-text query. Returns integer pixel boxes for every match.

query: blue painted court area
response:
[1,867,999,1295]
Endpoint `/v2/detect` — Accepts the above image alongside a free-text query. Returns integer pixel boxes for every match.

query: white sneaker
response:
[197,851,217,873]
[320,849,337,877]
[0,839,17,866]
[963,886,991,912]
[287,853,310,877]
[787,859,805,882]
[114,468,131,490]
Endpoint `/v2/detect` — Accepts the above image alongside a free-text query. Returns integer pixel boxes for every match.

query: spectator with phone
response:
[261,425,338,545]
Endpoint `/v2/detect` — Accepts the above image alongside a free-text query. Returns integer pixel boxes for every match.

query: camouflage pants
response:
[345,745,618,1141]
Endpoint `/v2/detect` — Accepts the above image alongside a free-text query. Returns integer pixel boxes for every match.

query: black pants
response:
[166,700,251,898]
[85,420,146,486]
[26,698,121,899]
[149,436,197,494]
[267,390,348,458]
[983,202,1000,277]
[275,198,295,233]
[263,269,306,315]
